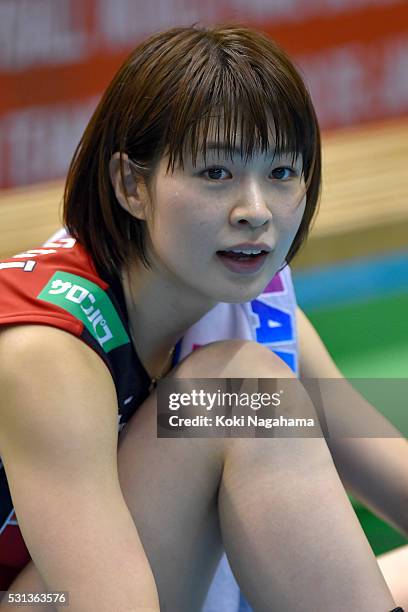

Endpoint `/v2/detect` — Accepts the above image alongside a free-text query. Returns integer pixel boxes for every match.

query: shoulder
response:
[0,237,101,326]
[0,235,130,363]
[0,322,111,370]
[0,235,102,299]
[0,324,117,455]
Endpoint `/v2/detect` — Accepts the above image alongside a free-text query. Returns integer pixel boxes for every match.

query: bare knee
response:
[173,339,295,379]
[166,340,314,458]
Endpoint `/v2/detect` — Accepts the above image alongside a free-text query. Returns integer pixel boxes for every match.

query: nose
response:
[229,180,272,228]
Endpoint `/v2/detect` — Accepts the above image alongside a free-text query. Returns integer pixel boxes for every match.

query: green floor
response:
[305,291,408,555]
[306,292,408,378]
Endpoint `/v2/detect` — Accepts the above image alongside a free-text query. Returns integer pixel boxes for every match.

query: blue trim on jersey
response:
[238,593,253,611]
[173,338,183,366]
[273,349,296,372]
[251,300,294,344]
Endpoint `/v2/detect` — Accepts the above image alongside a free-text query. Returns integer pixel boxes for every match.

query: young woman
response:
[0,24,406,612]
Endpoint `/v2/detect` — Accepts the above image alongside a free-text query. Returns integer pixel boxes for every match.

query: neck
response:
[120,259,216,379]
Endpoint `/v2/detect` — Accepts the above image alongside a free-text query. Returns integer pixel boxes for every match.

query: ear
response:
[109,152,149,221]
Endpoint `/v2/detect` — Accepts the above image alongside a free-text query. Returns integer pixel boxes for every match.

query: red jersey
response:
[0,235,160,589]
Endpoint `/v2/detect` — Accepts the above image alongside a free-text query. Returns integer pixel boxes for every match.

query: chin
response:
[215,280,271,304]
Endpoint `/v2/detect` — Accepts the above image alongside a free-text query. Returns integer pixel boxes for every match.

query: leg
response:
[119,339,397,611]
[2,340,399,611]
[218,436,397,611]
[377,544,408,611]
[117,339,300,610]
[116,375,225,610]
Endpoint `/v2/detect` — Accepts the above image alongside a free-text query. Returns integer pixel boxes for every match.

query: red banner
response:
[1,0,407,187]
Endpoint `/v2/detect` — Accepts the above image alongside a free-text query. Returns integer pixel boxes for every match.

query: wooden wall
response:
[1,118,407,268]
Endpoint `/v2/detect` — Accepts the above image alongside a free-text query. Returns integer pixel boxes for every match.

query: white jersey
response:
[177,264,298,376]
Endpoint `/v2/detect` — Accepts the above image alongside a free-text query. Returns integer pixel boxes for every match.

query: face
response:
[131,129,306,304]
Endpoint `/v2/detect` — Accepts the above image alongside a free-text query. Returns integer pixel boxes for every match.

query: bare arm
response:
[0,325,160,612]
[296,306,408,538]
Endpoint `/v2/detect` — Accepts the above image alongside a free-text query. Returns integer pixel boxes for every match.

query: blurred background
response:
[0,0,407,554]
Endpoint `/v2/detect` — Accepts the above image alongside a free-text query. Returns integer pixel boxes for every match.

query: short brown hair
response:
[63,23,321,277]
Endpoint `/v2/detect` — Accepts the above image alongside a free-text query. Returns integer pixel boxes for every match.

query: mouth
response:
[216,249,271,274]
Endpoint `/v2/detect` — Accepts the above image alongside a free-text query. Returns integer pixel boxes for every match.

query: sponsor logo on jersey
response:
[37,271,130,352]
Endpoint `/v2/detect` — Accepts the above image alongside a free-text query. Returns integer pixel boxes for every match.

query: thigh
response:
[117,339,299,610]
[117,406,225,612]
[117,381,227,610]
[377,544,408,610]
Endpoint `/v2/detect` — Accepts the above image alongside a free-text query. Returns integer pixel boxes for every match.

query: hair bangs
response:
[163,47,310,178]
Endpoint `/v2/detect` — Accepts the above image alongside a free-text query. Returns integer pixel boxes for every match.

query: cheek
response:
[278,194,306,231]
[275,209,303,236]
[151,194,217,260]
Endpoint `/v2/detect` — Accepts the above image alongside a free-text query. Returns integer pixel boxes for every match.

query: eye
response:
[200,166,231,181]
[271,167,297,181]
[199,165,298,182]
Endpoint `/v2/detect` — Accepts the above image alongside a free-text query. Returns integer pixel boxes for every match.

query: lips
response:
[216,250,270,274]
[220,242,273,253]
[218,250,268,260]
